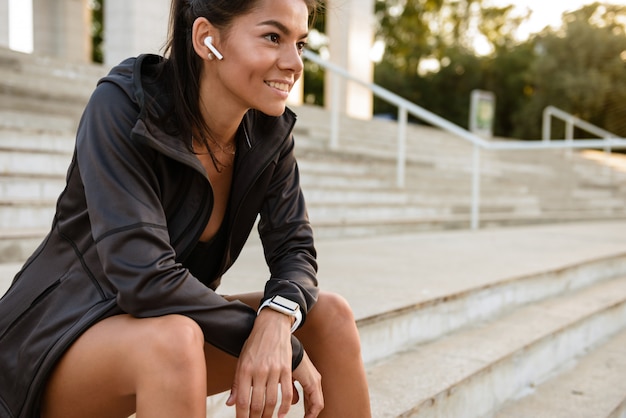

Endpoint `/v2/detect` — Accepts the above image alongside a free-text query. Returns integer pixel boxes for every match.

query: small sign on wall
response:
[469,90,496,139]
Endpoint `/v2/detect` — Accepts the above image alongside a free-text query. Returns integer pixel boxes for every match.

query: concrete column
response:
[0,0,8,49]
[104,0,169,66]
[32,0,91,62]
[325,0,375,119]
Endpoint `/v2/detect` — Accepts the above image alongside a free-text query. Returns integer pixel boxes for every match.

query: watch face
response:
[272,295,300,312]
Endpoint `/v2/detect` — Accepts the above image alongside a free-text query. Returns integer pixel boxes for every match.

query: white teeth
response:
[266,81,289,92]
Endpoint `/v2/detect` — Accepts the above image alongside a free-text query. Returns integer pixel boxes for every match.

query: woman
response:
[0,0,372,416]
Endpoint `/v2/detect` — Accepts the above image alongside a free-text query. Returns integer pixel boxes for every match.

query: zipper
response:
[220,116,297,273]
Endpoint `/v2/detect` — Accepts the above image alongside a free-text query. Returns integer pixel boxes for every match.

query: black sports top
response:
[184,222,228,288]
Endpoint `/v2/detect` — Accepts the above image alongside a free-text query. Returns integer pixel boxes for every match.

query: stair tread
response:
[495,327,626,418]
[367,275,626,417]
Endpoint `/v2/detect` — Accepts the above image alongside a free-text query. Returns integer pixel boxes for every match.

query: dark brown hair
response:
[159,0,322,162]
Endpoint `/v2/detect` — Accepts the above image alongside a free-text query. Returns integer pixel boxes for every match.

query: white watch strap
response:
[258,298,302,333]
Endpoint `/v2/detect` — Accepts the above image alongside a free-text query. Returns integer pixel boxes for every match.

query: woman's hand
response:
[226,308,296,418]
[292,351,324,418]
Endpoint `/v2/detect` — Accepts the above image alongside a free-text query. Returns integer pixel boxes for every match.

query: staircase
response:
[292,104,626,237]
[2,47,626,417]
[204,222,626,418]
[365,252,626,417]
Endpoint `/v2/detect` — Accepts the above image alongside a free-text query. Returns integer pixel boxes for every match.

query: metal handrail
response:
[542,105,617,156]
[302,50,626,229]
[543,106,618,142]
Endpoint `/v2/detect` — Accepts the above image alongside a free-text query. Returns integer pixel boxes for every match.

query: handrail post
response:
[542,107,552,142]
[604,141,613,180]
[329,73,340,150]
[565,115,574,157]
[471,144,481,230]
[397,107,408,188]
[565,116,574,141]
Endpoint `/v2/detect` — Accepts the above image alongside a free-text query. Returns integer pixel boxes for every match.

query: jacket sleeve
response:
[257,131,319,329]
[75,81,257,359]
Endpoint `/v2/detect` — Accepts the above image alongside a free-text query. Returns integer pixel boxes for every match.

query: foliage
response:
[483,41,535,137]
[371,0,626,140]
[513,3,626,139]
[372,0,528,134]
[302,7,327,106]
[90,0,104,63]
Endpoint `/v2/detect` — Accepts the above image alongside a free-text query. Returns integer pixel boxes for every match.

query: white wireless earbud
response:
[203,36,224,60]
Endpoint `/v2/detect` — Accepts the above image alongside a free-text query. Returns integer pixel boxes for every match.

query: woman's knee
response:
[139,315,205,373]
[312,291,356,324]
[302,292,360,348]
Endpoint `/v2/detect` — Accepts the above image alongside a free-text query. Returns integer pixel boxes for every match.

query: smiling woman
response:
[0,0,372,417]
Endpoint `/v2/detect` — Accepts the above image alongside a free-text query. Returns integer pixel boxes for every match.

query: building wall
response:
[0,0,8,49]
[326,0,375,119]
[104,0,170,66]
[32,0,90,62]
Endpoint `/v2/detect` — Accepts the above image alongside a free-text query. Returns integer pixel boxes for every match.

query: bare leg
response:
[42,292,370,417]
[42,314,234,418]
[230,291,372,417]
[296,292,372,417]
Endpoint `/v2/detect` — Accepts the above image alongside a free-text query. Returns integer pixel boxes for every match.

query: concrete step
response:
[495,327,626,418]
[358,252,626,365]
[0,176,66,201]
[0,200,55,230]
[311,211,626,239]
[0,127,75,153]
[204,222,626,417]
[303,188,540,208]
[0,47,104,119]
[0,148,73,177]
[367,274,626,418]
[0,109,78,134]
[0,47,106,84]
[0,229,47,265]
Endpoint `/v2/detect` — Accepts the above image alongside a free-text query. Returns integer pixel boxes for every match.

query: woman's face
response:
[211,0,309,117]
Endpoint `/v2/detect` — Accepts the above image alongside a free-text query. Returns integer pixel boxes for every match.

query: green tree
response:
[513,3,626,139]
[372,0,528,132]
[302,7,327,105]
[90,0,104,63]
[482,41,536,137]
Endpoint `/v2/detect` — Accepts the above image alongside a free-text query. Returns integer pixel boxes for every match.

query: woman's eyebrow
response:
[258,20,309,39]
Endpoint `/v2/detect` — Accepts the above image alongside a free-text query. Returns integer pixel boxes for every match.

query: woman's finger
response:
[261,375,280,418]
[276,373,294,417]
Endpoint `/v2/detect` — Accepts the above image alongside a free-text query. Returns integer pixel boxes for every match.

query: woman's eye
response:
[265,33,280,43]
[297,41,308,53]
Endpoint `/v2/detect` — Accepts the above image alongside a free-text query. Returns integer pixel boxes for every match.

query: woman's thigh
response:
[40,292,335,418]
[41,313,240,418]
[42,314,155,418]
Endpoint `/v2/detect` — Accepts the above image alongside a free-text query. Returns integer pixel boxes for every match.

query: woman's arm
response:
[229,129,322,416]
[257,132,319,324]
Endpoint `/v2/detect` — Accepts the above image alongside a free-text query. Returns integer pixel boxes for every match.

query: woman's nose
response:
[278,44,304,74]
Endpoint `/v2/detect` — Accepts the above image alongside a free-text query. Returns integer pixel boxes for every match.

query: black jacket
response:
[0,54,318,418]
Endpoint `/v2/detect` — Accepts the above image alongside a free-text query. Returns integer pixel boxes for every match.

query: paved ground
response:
[217,220,626,320]
[2,220,626,321]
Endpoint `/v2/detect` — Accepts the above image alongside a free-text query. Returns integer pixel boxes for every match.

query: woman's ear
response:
[191,17,222,61]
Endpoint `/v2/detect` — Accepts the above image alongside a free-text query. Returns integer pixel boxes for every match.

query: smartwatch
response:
[257,295,302,333]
